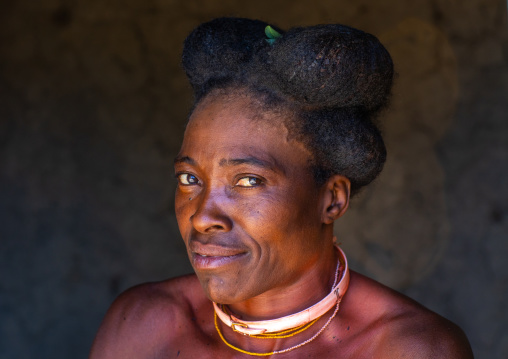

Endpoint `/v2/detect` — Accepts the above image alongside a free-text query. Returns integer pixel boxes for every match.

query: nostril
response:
[205,224,226,233]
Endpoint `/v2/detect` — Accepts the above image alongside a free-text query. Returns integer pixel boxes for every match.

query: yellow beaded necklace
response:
[214,302,340,356]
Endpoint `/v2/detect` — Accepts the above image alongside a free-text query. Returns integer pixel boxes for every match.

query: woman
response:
[90,18,473,358]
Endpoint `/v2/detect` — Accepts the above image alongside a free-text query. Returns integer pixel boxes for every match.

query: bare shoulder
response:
[341,271,473,359]
[89,274,210,359]
[381,310,474,359]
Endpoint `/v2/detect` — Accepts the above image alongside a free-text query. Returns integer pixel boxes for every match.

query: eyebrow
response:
[174,155,284,174]
[173,156,196,165]
[219,156,282,173]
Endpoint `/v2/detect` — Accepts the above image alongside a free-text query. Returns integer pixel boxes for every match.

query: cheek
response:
[258,185,318,222]
[246,187,321,257]
[238,192,300,240]
[174,192,195,239]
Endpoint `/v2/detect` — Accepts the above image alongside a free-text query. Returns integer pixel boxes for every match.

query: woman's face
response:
[174,95,329,304]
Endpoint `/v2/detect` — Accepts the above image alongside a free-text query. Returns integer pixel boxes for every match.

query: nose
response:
[190,187,233,234]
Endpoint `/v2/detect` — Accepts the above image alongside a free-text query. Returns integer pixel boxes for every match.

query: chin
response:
[197,273,251,304]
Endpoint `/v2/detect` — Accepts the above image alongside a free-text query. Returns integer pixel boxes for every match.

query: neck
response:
[225,239,338,321]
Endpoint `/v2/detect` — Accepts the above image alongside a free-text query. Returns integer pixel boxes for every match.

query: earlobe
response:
[321,175,350,224]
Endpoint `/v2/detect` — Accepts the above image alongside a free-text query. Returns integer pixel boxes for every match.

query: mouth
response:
[192,252,247,270]
[189,241,248,270]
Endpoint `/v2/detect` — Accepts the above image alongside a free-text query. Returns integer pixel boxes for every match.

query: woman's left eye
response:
[235,177,262,187]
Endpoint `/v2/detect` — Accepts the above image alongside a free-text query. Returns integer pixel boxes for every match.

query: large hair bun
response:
[182,18,282,98]
[182,18,394,193]
[183,19,392,112]
[263,25,393,111]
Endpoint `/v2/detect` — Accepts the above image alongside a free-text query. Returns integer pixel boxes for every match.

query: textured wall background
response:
[1,0,507,358]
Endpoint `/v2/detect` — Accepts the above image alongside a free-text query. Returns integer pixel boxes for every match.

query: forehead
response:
[188,93,283,135]
[178,96,312,170]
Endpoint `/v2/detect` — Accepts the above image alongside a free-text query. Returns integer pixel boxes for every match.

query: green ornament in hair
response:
[265,25,282,45]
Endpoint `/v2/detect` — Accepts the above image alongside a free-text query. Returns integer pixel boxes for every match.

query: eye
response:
[235,176,262,188]
[177,173,199,186]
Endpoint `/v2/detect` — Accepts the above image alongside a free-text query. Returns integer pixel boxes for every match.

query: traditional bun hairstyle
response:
[182,18,394,195]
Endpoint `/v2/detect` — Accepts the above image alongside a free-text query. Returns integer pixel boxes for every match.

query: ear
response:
[321,175,351,224]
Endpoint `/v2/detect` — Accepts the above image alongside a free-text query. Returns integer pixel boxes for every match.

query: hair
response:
[182,17,393,195]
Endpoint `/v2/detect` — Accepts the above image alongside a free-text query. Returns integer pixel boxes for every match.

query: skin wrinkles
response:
[174,95,338,319]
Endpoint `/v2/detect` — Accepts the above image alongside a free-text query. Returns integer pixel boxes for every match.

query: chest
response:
[161,327,381,359]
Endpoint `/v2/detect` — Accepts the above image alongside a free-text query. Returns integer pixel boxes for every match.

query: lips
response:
[189,240,248,270]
